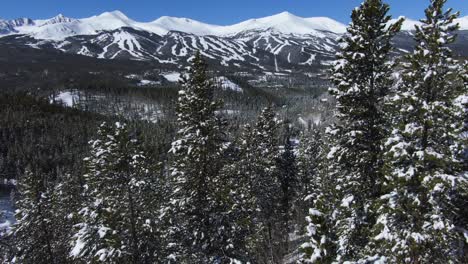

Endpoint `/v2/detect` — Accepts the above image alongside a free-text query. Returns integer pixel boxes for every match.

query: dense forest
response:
[0,0,467,263]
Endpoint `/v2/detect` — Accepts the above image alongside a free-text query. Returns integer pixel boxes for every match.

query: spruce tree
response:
[50,173,83,261]
[8,170,60,264]
[71,122,160,263]
[373,1,467,262]
[324,0,403,261]
[276,124,298,252]
[249,106,283,262]
[296,129,323,206]
[299,129,335,263]
[217,124,258,262]
[165,52,233,262]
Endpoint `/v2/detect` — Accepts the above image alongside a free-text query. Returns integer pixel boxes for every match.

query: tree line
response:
[1,0,467,263]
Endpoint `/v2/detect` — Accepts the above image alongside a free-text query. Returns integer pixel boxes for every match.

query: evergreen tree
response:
[299,130,335,263]
[8,170,61,264]
[296,129,323,205]
[373,0,467,262]
[71,122,160,263]
[217,124,259,262]
[249,106,283,262]
[50,173,83,261]
[325,0,403,261]
[165,52,234,262]
[276,123,298,252]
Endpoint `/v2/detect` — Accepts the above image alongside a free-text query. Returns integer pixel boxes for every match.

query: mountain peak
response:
[41,14,75,25]
[98,10,130,20]
[267,11,300,21]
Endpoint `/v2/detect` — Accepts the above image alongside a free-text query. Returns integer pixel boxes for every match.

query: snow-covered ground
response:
[0,187,15,236]
[138,80,160,86]
[216,77,243,92]
[162,72,182,82]
[50,91,79,107]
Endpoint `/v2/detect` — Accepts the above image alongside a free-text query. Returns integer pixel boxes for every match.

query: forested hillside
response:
[0,0,467,263]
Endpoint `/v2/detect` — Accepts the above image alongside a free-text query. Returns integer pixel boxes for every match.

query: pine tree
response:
[8,170,60,264]
[248,106,283,262]
[324,0,403,261]
[217,124,258,262]
[296,129,323,205]
[50,173,83,261]
[276,123,298,252]
[374,0,467,262]
[71,122,160,263]
[299,129,336,263]
[165,52,233,263]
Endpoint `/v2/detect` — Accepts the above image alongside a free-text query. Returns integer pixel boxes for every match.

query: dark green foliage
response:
[71,122,162,263]
[7,171,65,264]
[165,52,237,263]
[277,124,298,251]
[319,0,403,261]
[374,1,467,262]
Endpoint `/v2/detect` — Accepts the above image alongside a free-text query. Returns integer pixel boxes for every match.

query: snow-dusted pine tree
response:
[322,0,403,261]
[277,124,298,251]
[71,122,160,263]
[165,52,235,262]
[247,106,284,262]
[373,0,467,262]
[299,128,336,264]
[8,170,60,263]
[217,124,260,262]
[296,129,323,204]
[50,172,83,261]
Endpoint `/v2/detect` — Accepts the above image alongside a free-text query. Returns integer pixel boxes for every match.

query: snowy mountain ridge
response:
[0,11,467,74]
[0,11,348,40]
[1,11,468,41]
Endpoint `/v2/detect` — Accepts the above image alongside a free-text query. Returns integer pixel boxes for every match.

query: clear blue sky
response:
[1,0,466,24]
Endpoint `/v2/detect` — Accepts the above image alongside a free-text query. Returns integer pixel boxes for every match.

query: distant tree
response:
[322,0,403,261]
[374,0,467,262]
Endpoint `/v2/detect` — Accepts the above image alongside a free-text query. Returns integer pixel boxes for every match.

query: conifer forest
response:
[0,0,467,263]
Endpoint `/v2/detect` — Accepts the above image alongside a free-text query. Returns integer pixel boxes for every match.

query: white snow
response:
[162,72,181,82]
[341,195,354,208]
[389,16,468,31]
[138,80,160,86]
[2,11,467,41]
[51,91,79,107]
[217,77,243,92]
[389,17,422,31]
[3,11,347,40]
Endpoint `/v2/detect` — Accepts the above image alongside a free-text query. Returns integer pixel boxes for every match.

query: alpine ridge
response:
[0,11,467,74]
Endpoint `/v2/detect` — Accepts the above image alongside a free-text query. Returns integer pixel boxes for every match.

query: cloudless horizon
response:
[1,0,466,24]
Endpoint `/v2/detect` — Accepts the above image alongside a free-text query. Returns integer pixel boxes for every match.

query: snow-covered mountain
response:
[0,11,467,73]
[0,11,348,40]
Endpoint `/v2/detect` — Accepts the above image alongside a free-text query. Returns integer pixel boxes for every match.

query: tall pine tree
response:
[71,122,160,263]
[8,170,61,264]
[322,0,403,261]
[374,0,467,262]
[165,52,234,263]
[299,129,336,263]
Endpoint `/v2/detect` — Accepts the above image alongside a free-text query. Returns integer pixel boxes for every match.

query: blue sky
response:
[1,0,466,24]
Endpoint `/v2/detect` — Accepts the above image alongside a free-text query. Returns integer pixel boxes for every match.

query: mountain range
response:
[1,11,467,74]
